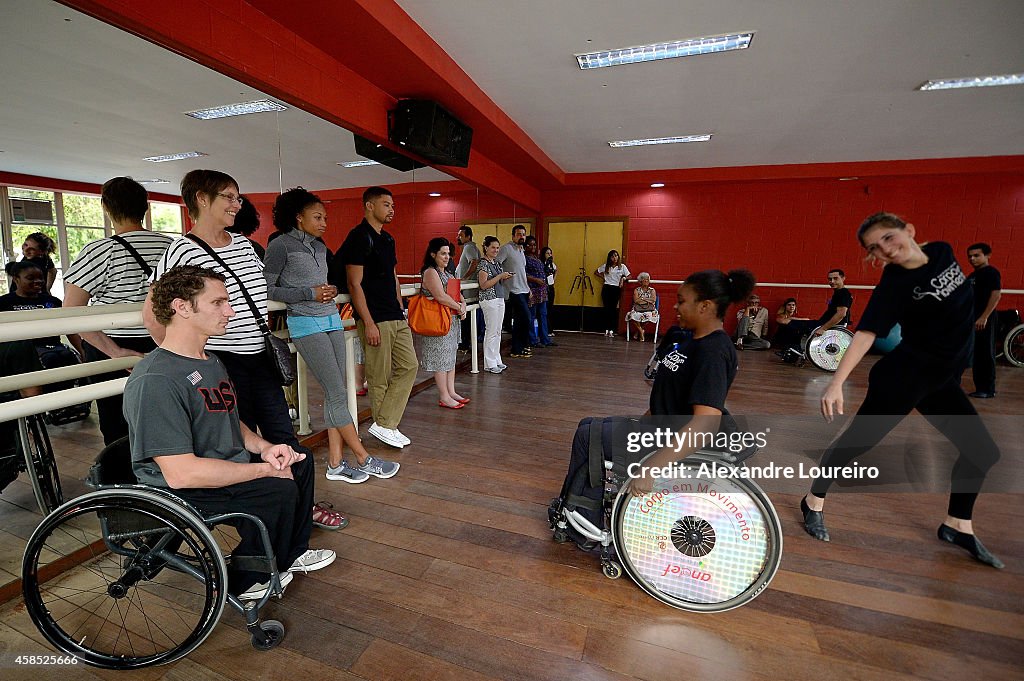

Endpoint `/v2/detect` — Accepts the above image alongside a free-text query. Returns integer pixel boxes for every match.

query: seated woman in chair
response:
[626,272,659,341]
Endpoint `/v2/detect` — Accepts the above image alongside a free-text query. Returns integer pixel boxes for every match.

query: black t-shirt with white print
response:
[857,241,973,365]
[649,329,737,416]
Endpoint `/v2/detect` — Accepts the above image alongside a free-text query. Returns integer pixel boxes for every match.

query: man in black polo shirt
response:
[341,186,418,449]
[965,242,1002,398]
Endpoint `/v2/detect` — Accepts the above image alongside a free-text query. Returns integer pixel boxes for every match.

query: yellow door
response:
[546,220,625,330]
[547,222,587,307]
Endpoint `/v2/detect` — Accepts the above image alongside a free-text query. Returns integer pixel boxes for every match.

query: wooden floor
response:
[1,332,1022,680]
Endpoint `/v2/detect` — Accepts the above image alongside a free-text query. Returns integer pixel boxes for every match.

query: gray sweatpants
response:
[291,329,354,429]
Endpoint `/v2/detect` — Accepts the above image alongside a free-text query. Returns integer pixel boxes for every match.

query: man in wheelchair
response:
[775,268,853,361]
[123,265,335,600]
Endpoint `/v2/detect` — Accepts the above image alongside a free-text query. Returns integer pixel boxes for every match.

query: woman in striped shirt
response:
[146,169,346,535]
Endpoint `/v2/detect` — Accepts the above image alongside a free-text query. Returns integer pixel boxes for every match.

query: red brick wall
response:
[541,172,1024,333]
[248,184,538,274]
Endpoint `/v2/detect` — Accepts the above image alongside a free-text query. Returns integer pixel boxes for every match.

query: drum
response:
[612,453,782,612]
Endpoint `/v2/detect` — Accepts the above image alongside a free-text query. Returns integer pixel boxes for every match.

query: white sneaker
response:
[368,422,404,448]
[392,428,411,446]
[239,570,293,600]
[289,548,337,573]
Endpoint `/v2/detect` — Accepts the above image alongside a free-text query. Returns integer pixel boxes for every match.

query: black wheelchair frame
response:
[21,438,288,668]
[0,412,63,514]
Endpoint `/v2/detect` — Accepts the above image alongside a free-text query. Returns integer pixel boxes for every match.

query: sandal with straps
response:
[312,501,349,530]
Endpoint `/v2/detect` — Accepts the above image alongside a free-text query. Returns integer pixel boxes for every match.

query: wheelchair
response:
[803,325,854,372]
[36,343,91,426]
[549,418,782,613]
[0,401,63,515]
[21,438,287,669]
[995,309,1023,368]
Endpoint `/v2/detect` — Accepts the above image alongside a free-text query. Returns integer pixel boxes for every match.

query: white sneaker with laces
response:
[289,548,337,573]
[239,570,293,600]
[368,422,404,448]
[392,428,411,446]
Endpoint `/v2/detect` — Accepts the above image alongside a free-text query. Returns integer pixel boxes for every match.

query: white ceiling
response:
[397,0,1024,173]
[2,0,1022,196]
[0,0,455,195]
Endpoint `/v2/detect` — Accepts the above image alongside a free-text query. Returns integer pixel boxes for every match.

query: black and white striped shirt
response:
[63,231,175,338]
[154,233,267,354]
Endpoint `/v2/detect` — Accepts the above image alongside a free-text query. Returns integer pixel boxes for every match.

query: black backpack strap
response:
[184,233,273,338]
[110,234,152,277]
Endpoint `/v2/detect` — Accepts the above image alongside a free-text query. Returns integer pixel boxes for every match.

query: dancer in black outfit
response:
[801,212,1003,568]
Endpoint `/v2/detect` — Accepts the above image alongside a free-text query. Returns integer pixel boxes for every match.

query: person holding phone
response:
[477,236,513,373]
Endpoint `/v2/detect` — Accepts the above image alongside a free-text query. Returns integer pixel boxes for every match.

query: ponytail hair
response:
[684,268,756,319]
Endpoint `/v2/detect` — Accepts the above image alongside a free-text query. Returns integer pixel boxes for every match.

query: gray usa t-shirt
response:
[123,348,251,487]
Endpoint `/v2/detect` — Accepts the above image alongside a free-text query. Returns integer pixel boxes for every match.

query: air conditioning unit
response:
[10,198,54,224]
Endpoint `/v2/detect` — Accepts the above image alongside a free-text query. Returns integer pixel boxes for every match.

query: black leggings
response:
[811,348,1000,520]
[601,284,622,332]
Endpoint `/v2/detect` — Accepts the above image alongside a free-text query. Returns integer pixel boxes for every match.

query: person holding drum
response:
[801,212,1004,568]
[628,268,756,494]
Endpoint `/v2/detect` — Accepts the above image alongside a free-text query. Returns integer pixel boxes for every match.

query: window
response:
[63,193,106,262]
[150,202,183,233]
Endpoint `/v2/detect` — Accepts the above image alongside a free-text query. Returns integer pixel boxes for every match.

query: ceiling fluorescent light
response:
[917,73,1024,91]
[184,99,287,120]
[429,192,441,197]
[143,151,208,163]
[577,32,753,70]
[609,135,712,148]
[338,160,381,168]
[650,183,665,188]
[135,179,169,184]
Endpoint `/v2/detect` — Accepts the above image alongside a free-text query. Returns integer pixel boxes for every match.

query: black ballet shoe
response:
[800,497,830,542]
[937,525,1005,569]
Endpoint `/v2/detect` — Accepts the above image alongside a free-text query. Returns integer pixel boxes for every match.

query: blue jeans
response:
[531,301,551,345]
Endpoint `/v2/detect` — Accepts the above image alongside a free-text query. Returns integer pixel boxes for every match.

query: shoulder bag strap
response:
[110,234,152,277]
[184,233,272,337]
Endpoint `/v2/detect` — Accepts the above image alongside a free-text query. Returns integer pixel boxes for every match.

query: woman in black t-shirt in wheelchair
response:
[628,268,755,494]
[801,212,1004,568]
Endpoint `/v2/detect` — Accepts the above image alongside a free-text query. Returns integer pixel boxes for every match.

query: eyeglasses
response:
[216,193,244,205]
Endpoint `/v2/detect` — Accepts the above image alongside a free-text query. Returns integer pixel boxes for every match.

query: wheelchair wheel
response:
[612,454,783,612]
[805,327,854,372]
[19,414,63,514]
[1004,324,1024,368]
[22,488,228,669]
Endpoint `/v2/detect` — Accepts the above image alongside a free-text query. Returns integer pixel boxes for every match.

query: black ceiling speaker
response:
[388,100,473,167]
[352,134,426,172]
